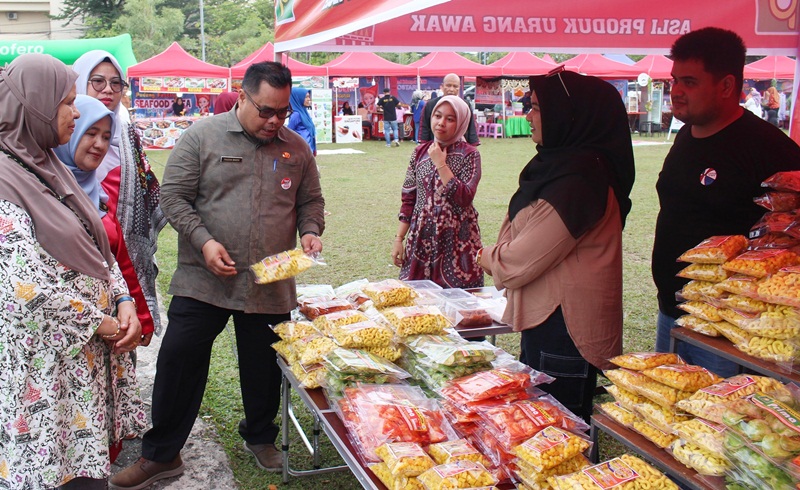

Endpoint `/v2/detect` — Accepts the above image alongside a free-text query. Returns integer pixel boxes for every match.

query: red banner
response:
[288,0,798,54]
[274,0,449,52]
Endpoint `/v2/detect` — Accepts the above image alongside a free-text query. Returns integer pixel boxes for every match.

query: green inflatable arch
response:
[0,34,137,74]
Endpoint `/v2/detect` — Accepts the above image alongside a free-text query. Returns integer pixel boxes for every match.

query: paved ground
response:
[110,316,238,489]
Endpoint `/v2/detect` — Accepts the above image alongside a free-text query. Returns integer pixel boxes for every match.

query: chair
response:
[487,123,504,139]
[476,122,490,137]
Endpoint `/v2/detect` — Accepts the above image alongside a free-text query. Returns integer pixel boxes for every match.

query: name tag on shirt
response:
[220,156,243,163]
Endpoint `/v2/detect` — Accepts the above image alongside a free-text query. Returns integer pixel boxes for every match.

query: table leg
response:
[589,420,600,463]
[281,374,290,483]
[313,415,321,469]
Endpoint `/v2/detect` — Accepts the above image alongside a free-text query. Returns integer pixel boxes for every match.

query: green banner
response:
[0,34,137,75]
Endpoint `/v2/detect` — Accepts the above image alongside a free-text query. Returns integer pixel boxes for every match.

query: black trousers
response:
[519,307,598,422]
[142,296,287,462]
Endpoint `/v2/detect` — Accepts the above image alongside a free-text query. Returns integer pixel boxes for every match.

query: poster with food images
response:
[138,76,227,94]
[334,115,363,143]
[311,88,333,145]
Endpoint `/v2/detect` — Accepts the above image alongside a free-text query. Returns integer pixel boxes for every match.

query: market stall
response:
[128,42,230,148]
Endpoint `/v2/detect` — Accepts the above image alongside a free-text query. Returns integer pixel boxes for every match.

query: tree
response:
[108,0,184,61]
[54,0,126,36]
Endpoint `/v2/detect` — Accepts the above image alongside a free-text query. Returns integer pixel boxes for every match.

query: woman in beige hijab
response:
[0,53,145,489]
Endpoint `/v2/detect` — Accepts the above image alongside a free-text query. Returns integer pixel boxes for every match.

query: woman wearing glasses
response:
[478,70,635,421]
[72,51,167,342]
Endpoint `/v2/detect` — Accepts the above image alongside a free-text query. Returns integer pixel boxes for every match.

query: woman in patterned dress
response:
[392,95,483,288]
[72,50,167,342]
[0,53,145,489]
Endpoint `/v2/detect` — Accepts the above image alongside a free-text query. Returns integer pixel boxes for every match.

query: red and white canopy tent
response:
[230,42,328,79]
[633,54,674,80]
[128,42,229,79]
[321,51,415,77]
[490,52,557,77]
[561,53,641,79]
[275,0,800,143]
[409,51,500,77]
[744,55,798,80]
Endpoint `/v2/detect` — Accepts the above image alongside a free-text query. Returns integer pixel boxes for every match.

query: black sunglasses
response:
[88,76,128,94]
[242,90,293,120]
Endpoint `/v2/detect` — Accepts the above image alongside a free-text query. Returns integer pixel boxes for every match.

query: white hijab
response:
[72,50,125,182]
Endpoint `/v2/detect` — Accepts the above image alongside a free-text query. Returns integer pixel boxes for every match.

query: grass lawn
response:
[146,133,673,488]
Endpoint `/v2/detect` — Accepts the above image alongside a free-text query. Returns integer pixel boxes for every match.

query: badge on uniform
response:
[700,168,717,186]
[281,178,292,190]
[220,156,243,163]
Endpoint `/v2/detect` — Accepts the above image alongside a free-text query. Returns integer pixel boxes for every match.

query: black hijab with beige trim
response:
[508,70,635,237]
[0,53,115,280]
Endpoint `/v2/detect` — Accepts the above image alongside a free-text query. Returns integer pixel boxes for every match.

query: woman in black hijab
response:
[478,69,634,421]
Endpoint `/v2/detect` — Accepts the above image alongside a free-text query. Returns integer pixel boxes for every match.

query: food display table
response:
[669,327,800,385]
[502,116,531,138]
[133,116,202,149]
[590,412,725,490]
[278,322,517,489]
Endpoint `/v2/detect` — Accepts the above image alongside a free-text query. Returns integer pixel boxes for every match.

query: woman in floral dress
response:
[392,95,483,288]
[0,53,145,489]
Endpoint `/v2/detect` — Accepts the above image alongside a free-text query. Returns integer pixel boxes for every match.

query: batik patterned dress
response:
[0,201,146,489]
[399,140,484,288]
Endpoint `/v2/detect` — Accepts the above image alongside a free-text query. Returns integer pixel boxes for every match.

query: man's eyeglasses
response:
[545,65,571,98]
[243,90,293,120]
[88,76,128,93]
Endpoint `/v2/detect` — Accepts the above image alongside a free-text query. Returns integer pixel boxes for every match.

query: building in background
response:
[0,0,81,40]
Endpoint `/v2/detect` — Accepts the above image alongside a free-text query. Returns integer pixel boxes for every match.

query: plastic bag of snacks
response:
[678,280,724,302]
[477,395,590,450]
[272,320,318,342]
[513,426,592,471]
[668,439,728,476]
[514,454,591,490]
[677,263,730,282]
[250,248,323,284]
[761,170,800,192]
[290,362,325,389]
[297,335,338,366]
[640,363,723,392]
[608,352,682,371]
[329,319,393,349]
[335,279,373,311]
[627,395,691,433]
[678,235,748,264]
[598,402,636,427]
[404,335,496,366]
[312,309,370,334]
[672,418,725,454]
[723,430,799,489]
[604,368,693,408]
[404,352,493,391]
[365,343,402,362]
[271,340,295,363]
[473,426,517,468]
[632,418,677,448]
[749,231,800,250]
[716,274,762,297]
[756,265,800,307]
[737,335,800,362]
[604,385,647,412]
[675,374,791,423]
[676,301,723,322]
[362,279,418,308]
[547,454,679,490]
[737,306,800,339]
[354,397,457,449]
[749,211,798,237]
[427,439,492,468]
[674,315,721,337]
[417,460,498,490]
[709,318,753,344]
[324,348,410,380]
[717,294,769,314]
[440,366,552,406]
[368,462,424,490]
[383,305,450,337]
[298,297,353,320]
[723,249,800,278]
[754,191,800,212]
[375,442,435,477]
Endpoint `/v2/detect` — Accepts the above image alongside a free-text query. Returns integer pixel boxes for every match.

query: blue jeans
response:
[384,120,398,144]
[656,310,739,377]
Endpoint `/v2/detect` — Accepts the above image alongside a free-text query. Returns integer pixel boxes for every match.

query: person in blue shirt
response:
[287,88,316,156]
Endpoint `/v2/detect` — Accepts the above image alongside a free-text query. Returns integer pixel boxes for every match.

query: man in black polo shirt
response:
[377,88,401,147]
[419,73,480,145]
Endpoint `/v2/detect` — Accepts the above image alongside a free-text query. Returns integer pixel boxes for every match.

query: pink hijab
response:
[432,95,471,148]
[0,53,114,280]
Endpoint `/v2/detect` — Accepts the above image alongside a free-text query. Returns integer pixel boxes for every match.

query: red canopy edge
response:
[322,51,415,77]
[408,51,500,77]
[128,42,229,78]
[230,42,327,78]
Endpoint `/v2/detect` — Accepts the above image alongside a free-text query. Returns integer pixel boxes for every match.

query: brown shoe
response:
[243,442,282,472]
[109,456,184,490]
